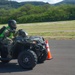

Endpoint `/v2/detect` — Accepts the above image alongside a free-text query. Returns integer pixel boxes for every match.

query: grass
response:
[0,20,75,39]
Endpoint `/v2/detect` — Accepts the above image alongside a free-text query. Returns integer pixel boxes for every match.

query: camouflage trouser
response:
[0,37,13,58]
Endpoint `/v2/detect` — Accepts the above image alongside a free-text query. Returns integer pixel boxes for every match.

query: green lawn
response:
[0,20,75,39]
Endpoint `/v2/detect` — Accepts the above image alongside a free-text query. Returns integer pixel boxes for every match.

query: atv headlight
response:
[32,41,36,44]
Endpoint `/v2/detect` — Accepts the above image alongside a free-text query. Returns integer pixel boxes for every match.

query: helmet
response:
[8,20,17,30]
[18,29,28,37]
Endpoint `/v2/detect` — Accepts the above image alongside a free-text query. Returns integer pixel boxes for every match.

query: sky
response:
[12,0,63,4]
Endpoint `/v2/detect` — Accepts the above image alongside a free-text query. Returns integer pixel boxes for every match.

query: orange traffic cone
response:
[45,40,53,60]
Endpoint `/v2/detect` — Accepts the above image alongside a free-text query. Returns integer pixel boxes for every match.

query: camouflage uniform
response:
[0,26,15,58]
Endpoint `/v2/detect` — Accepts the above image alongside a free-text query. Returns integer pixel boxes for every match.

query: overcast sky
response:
[12,0,63,4]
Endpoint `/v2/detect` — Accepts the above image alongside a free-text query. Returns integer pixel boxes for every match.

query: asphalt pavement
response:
[0,40,75,75]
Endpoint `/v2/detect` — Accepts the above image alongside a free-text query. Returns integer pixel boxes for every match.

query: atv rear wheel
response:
[1,48,10,63]
[18,50,37,69]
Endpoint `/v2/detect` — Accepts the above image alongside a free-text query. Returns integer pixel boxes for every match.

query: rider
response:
[0,20,17,58]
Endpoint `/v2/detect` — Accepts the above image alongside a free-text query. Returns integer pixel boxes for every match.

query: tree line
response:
[0,4,75,24]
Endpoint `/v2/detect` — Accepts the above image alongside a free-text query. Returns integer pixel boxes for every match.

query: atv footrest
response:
[0,58,11,60]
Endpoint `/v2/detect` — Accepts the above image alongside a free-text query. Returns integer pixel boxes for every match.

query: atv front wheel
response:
[18,50,37,69]
[38,49,47,63]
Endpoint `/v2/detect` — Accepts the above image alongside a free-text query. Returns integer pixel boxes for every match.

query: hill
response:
[0,0,75,24]
[55,0,75,5]
[0,0,49,9]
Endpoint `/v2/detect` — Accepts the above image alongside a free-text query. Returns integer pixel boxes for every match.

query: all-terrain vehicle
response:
[0,29,47,69]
